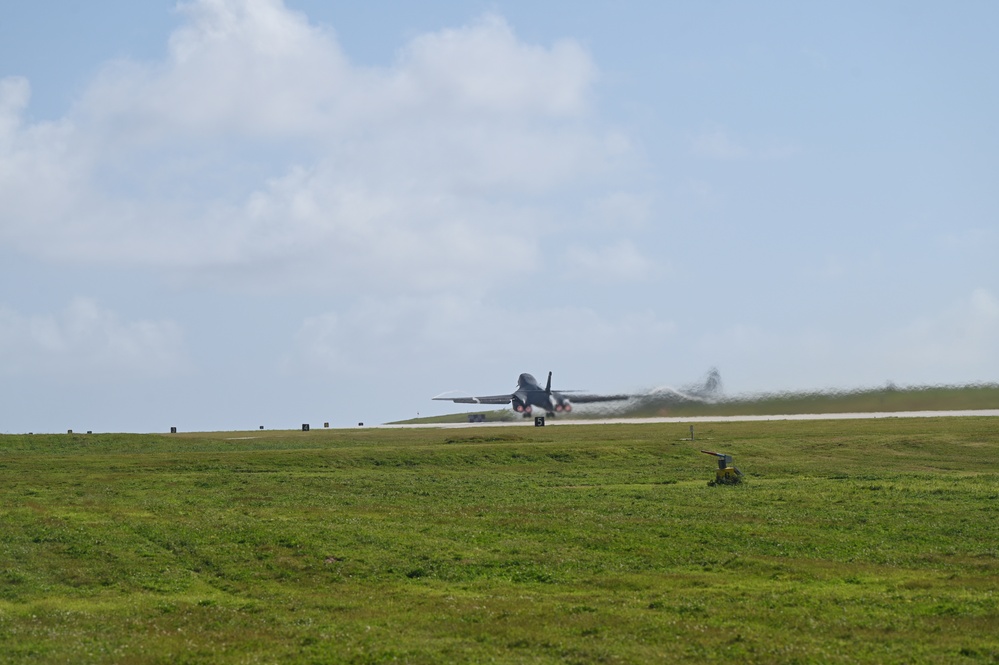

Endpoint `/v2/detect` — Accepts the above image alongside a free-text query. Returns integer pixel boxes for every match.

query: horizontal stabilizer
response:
[562,393,631,403]
[432,393,512,405]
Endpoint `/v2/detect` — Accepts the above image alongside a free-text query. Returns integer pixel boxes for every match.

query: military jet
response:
[433,371,629,418]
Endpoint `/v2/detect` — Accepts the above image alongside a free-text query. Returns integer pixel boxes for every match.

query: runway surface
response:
[379,409,999,429]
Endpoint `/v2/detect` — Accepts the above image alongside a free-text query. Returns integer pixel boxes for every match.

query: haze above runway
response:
[380,409,999,429]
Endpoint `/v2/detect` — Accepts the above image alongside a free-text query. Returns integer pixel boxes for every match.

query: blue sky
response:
[2,0,997,432]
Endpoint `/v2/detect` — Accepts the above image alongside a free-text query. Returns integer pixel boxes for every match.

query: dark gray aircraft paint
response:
[433,371,630,417]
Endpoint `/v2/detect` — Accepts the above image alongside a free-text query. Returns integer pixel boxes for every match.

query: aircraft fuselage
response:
[512,373,573,416]
[432,370,630,417]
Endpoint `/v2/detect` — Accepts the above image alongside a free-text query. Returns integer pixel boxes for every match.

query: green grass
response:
[390,410,516,425]
[1,419,998,663]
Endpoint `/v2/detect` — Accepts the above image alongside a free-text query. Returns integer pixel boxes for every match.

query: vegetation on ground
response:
[1,418,997,663]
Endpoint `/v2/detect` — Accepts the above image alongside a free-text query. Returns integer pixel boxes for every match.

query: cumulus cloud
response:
[0,298,190,377]
[395,14,594,118]
[0,76,30,138]
[0,0,633,294]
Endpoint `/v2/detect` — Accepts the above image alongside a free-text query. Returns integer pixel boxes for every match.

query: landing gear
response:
[545,411,555,418]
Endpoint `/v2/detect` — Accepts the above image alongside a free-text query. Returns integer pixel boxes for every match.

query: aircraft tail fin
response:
[545,371,552,396]
[701,368,722,396]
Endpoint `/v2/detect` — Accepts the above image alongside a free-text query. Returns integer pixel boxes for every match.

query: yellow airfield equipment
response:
[701,449,743,485]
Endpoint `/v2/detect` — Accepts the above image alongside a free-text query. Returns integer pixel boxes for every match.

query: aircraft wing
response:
[557,392,632,403]
[432,393,513,405]
[563,394,632,403]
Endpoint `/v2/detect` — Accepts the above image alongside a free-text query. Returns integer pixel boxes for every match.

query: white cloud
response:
[395,14,595,118]
[82,0,351,138]
[0,76,30,139]
[0,1,633,295]
[0,298,190,377]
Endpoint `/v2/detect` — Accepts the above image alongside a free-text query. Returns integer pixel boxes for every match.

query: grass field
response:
[1,418,998,663]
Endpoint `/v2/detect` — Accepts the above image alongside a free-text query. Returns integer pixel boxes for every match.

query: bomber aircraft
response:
[433,371,630,418]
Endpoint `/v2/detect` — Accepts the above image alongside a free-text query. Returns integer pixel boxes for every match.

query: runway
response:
[380,409,999,429]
